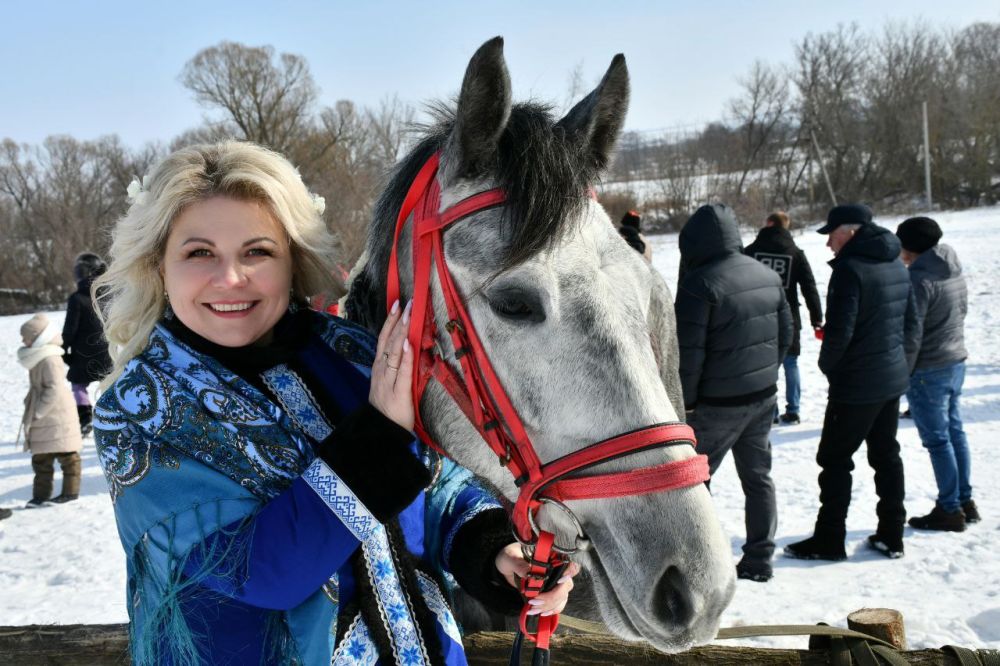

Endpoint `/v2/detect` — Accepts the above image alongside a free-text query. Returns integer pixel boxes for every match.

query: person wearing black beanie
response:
[618,210,652,261]
[895,217,980,531]
[62,251,112,436]
[896,216,943,263]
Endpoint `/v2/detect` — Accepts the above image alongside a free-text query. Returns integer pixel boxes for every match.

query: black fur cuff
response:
[315,403,430,523]
[448,508,523,616]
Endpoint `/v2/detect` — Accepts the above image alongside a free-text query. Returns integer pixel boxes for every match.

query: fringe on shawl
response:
[126,500,301,666]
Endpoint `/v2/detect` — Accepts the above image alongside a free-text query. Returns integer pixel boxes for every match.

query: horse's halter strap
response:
[385,152,709,649]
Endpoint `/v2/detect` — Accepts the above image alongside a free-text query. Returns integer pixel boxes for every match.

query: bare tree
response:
[180,42,319,155]
[794,23,869,203]
[728,60,791,197]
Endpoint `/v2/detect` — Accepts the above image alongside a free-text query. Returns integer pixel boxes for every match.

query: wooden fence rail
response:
[1,624,998,665]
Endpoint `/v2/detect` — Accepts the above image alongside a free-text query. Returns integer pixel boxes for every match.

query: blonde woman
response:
[93,141,576,665]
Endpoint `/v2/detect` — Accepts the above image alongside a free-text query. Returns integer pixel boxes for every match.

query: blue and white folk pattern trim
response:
[261,365,334,443]
[363,525,431,666]
[332,614,379,666]
[302,458,377,542]
[265,360,430,665]
[415,571,463,647]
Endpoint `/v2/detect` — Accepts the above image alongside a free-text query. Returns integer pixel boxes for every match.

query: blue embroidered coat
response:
[94,313,504,665]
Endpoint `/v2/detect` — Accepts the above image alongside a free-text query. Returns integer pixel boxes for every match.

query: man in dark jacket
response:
[786,204,916,562]
[897,217,980,532]
[676,204,794,582]
[745,211,824,425]
[62,252,112,436]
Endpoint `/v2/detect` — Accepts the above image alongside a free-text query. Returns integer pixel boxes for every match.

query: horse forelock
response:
[353,102,602,322]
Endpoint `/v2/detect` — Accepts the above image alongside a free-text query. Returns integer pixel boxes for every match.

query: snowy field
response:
[0,205,998,651]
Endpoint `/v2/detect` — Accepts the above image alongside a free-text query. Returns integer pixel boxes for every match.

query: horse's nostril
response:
[651,566,694,626]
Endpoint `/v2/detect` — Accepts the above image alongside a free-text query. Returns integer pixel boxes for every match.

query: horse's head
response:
[346,37,734,652]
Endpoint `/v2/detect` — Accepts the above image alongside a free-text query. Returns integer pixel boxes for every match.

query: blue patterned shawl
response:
[94,313,458,664]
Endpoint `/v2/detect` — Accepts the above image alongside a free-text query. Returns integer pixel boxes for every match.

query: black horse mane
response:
[346,101,601,329]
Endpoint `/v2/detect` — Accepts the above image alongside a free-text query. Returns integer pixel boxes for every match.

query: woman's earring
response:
[163,292,175,320]
[288,291,300,314]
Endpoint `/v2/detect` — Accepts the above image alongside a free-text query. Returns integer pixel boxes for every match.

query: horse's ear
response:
[556,54,630,169]
[449,36,512,177]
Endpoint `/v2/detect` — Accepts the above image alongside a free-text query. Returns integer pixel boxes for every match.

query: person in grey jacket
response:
[897,217,980,532]
[676,204,793,582]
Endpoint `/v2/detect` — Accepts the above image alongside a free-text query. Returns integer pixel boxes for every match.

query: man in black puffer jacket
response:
[676,204,793,582]
[745,211,824,425]
[786,204,916,562]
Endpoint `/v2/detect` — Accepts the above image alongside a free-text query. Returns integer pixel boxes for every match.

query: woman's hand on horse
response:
[370,300,415,431]
[495,543,581,617]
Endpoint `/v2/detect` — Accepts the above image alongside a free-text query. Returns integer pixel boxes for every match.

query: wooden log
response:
[0,624,997,665]
[0,624,129,665]
[847,607,907,650]
[463,632,994,666]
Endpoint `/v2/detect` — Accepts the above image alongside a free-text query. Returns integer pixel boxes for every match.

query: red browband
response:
[385,151,709,647]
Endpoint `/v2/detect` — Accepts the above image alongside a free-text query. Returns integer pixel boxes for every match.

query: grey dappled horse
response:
[345,37,735,652]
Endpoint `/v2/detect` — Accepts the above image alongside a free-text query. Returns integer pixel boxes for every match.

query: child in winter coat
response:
[18,313,82,507]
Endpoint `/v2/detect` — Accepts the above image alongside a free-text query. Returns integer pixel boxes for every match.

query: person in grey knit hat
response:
[18,313,83,506]
[897,216,980,531]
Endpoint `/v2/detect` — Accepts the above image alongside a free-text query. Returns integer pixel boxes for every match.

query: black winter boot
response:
[51,494,78,504]
[866,534,904,558]
[962,500,981,524]
[736,557,773,582]
[908,505,966,532]
[77,405,93,436]
[784,527,847,561]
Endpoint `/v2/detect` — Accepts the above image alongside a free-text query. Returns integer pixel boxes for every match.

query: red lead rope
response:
[385,152,710,654]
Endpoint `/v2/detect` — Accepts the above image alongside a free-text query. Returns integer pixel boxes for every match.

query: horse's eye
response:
[487,288,545,323]
[492,299,533,318]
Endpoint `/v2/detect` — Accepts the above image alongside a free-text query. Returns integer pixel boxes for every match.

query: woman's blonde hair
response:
[96,141,338,388]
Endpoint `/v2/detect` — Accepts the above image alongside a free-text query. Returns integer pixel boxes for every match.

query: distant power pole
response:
[922,101,932,209]
[810,129,837,207]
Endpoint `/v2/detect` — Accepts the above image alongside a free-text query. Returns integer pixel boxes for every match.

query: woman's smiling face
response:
[162,196,293,348]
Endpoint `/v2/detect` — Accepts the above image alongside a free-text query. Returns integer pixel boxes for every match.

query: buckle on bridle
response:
[520,497,592,555]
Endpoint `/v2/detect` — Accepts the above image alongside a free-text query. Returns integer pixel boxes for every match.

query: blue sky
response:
[3,0,998,147]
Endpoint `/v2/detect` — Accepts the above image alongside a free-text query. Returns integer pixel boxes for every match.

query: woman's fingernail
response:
[403,300,413,322]
[391,300,400,314]
[403,338,411,353]
[557,576,570,584]
[526,608,543,616]
[540,611,554,617]
[528,599,544,606]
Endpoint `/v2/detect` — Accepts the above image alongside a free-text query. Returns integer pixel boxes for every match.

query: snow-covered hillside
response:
[0,206,998,649]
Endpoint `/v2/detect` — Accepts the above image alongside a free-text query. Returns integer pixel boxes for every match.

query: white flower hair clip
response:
[311,193,326,216]
[126,175,151,205]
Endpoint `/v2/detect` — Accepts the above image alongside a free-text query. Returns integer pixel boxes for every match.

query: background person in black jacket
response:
[676,204,793,582]
[618,210,652,261]
[896,217,980,532]
[62,252,112,436]
[786,204,916,562]
[745,211,824,425]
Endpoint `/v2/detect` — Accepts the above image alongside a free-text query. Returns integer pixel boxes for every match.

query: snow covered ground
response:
[0,205,998,650]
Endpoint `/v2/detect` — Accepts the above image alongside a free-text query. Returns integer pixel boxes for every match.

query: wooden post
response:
[847,608,907,650]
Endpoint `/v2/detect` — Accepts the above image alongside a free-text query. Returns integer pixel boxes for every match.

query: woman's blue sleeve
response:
[183,463,363,611]
[424,458,505,577]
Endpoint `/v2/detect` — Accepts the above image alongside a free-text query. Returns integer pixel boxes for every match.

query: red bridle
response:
[385,151,709,649]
